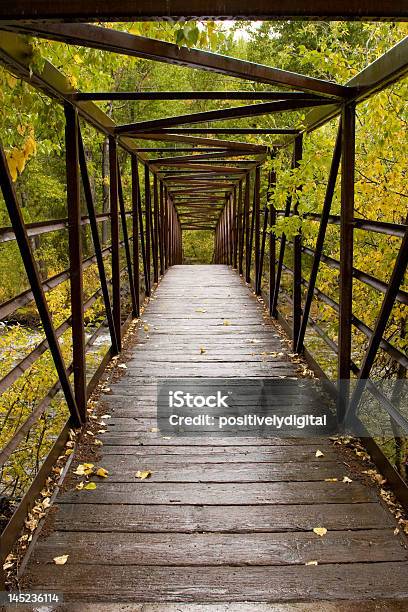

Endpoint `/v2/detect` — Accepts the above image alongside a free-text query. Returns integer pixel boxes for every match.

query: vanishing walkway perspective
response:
[25,266,408,604]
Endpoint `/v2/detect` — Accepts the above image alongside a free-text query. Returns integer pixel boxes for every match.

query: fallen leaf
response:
[136,470,152,480]
[73,463,94,476]
[223,319,231,326]
[342,476,353,483]
[93,439,103,446]
[150,427,159,433]
[313,527,327,537]
[195,307,207,313]
[76,482,84,490]
[118,363,127,369]
[394,527,400,535]
[96,468,109,478]
[144,324,149,332]
[53,555,69,565]
[84,482,97,490]
[324,478,338,482]
[3,562,14,570]
[305,560,318,566]
[200,347,206,354]
[315,450,324,458]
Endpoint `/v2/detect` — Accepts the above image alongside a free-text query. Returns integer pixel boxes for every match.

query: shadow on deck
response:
[22,265,408,605]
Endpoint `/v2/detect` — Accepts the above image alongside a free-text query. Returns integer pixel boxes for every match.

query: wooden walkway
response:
[25,265,408,604]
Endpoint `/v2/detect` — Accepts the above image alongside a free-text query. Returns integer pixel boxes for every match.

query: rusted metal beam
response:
[2,23,349,98]
[109,136,122,351]
[292,133,303,350]
[117,160,139,316]
[131,156,140,317]
[116,100,330,134]
[144,128,299,135]
[337,102,355,423]
[1,1,406,20]
[65,103,87,421]
[74,91,327,101]
[148,152,260,164]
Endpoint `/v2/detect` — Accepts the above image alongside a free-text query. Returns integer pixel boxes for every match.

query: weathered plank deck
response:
[25,265,408,604]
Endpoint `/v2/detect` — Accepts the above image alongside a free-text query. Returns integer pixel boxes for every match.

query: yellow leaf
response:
[73,53,83,64]
[313,527,327,537]
[73,463,94,476]
[96,468,109,478]
[136,470,152,480]
[200,347,206,354]
[23,135,37,157]
[65,449,73,456]
[53,555,69,565]
[324,478,338,482]
[305,560,318,566]
[6,153,18,182]
[195,307,207,313]
[223,319,231,326]
[144,324,149,332]
[76,482,84,490]
[84,482,97,490]
[315,450,324,458]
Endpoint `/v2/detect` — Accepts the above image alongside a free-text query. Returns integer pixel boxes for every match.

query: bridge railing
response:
[214,105,408,505]
[0,102,182,565]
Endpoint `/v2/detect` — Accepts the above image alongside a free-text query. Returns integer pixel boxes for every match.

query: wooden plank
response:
[72,460,350,482]
[25,563,408,602]
[32,530,407,566]
[53,502,394,533]
[59,481,374,505]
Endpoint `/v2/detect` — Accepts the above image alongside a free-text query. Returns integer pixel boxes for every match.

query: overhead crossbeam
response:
[1,1,405,21]
[1,23,349,98]
[124,132,268,151]
[143,128,299,135]
[115,100,330,134]
[73,91,328,101]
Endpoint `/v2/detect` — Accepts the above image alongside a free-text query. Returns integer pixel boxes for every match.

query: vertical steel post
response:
[65,104,86,419]
[237,181,243,275]
[109,136,121,350]
[232,187,238,269]
[269,170,277,317]
[117,163,138,318]
[244,173,251,283]
[292,134,303,349]
[159,181,165,275]
[152,174,159,283]
[254,165,261,294]
[144,164,151,295]
[131,156,140,317]
[338,103,355,422]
